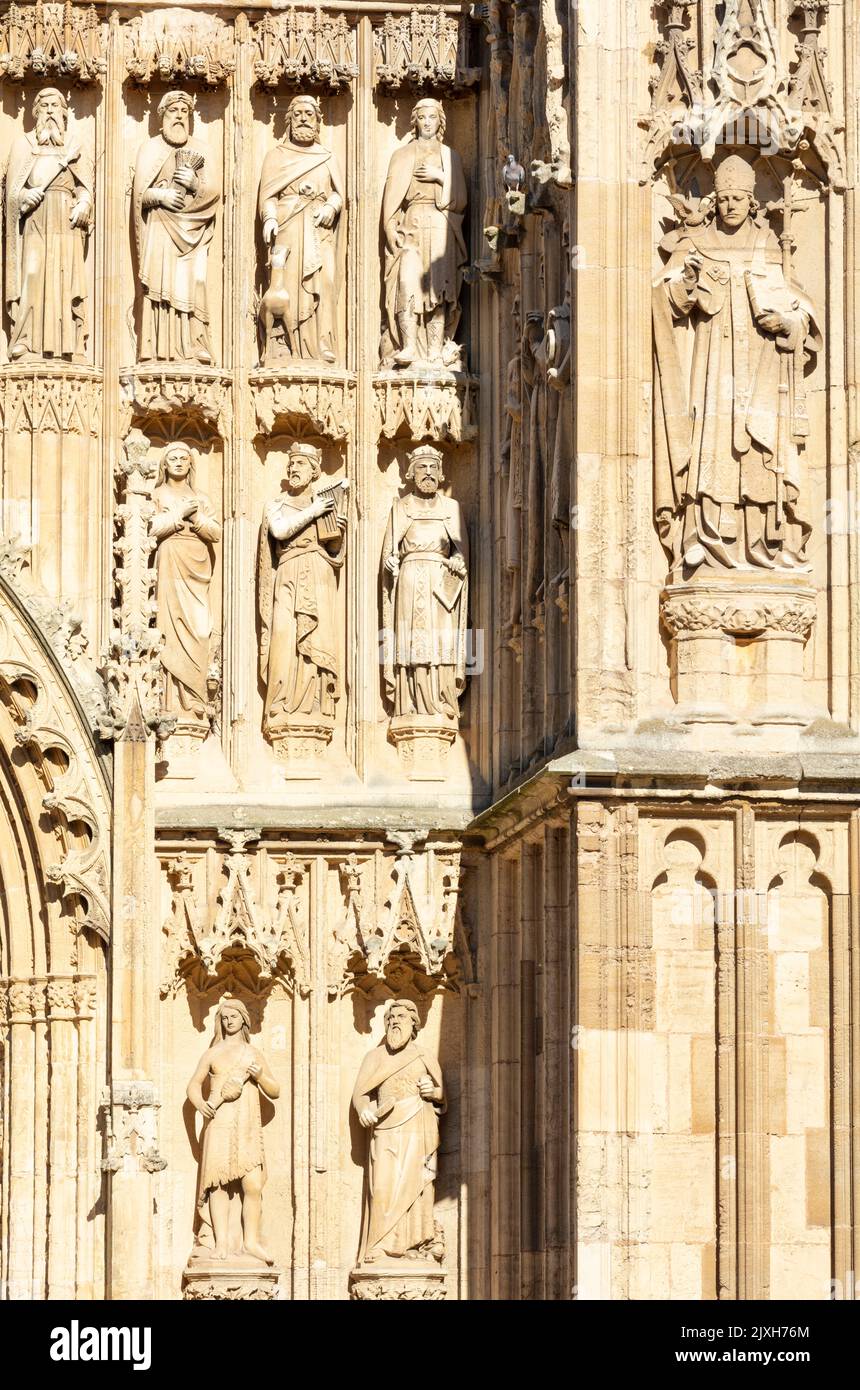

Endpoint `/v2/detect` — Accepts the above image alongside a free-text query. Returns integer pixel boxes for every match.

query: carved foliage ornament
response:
[373,7,479,93]
[124,13,235,87]
[100,430,172,742]
[0,2,106,84]
[253,10,358,91]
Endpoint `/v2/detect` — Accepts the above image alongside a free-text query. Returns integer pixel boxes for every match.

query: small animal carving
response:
[260,244,291,362]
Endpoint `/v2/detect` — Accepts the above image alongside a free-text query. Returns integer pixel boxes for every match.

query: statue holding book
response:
[381,444,469,727]
[258,441,348,758]
[652,153,821,574]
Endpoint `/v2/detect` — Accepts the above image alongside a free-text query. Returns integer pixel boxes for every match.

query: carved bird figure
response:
[503,152,525,193]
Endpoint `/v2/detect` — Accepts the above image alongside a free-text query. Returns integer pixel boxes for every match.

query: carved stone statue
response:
[352,1000,445,1267]
[133,90,220,364]
[150,442,221,739]
[380,97,467,369]
[653,153,821,573]
[4,88,93,363]
[187,996,280,1265]
[382,445,468,726]
[258,94,345,366]
[258,441,348,756]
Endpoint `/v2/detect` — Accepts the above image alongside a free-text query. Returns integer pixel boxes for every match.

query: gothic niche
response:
[151,441,221,754]
[5,87,94,364]
[133,90,220,366]
[648,0,838,727]
[381,444,469,778]
[379,97,467,371]
[258,440,349,770]
[349,999,446,1301]
[184,995,281,1299]
[257,93,345,368]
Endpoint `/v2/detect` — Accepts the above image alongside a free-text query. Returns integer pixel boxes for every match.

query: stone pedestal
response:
[660,578,818,726]
[269,714,333,778]
[389,715,456,780]
[182,1254,281,1301]
[349,1261,446,1301]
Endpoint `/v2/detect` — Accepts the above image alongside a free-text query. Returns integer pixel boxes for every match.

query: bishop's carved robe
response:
[352,1041,445,1263]
[653,216,821,569]
[4,134,93,360]
[133,136,220,363]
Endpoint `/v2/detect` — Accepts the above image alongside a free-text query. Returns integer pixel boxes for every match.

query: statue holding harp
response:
[258,441,348,762]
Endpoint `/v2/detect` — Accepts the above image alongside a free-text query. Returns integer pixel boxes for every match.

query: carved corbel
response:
[102,1081,168,1175]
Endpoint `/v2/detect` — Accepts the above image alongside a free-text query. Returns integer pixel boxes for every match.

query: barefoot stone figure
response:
[258,442,348,755]
[187,997,280,1264]
[133,90,220,364]
[381,97,467,369]
[151,442,221,738]
[4,87,94,362]
[352,1000,445,1267]
[258,94,345,365]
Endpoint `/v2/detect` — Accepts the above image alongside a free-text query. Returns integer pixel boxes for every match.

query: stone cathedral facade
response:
[0,0,857,1303]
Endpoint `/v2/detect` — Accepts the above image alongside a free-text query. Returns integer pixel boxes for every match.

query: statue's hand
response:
[384,553,400,577]
[359,1106,378,1129]
[69,198,91,229]
[681,251,703,288]
[173,167,198,194]
[316,494,336,516]
[262,217,278,245]
[414,160,444,186]
[757,311,788,336]
[313,201,337,230]
[19,186,44,216]
[198,1101,215,1120]
[447,553,466,578]
[418,1075,435,1100]
[160,187,186,213]
[247,1060,262,1082]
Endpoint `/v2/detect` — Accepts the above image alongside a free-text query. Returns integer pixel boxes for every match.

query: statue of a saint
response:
[4,88,93,362]
[258,94,345,365]
[380,98,467,369]
[382,445,469,723]
[133,90,220,364]
[187,997,280,1264]
[653,153,821,572]
[352,1000,445,1266]
[150,442,221,730]
[258,442,348,746]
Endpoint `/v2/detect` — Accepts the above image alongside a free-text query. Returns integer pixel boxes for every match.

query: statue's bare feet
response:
[243,1242,273,1265]
[213,1247,230,1261]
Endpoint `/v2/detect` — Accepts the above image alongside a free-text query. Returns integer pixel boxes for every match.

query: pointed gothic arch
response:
[0,568,111,1299]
